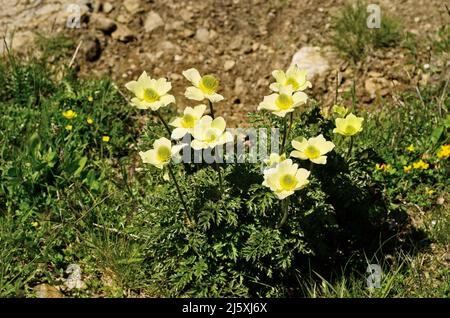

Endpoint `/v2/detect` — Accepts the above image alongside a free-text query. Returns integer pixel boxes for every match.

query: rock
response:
[230,35,243,50]
[195,28,210,43]
[180,9,193,22]
[364,77,390,100]
[93,14,116,34]
[160,41,179,52]
[103,2,114,14]
[116,13,132,24]
[144,11,164,32]
[234,77,245,95]
[183,29,195,38]
[123,0,142,14]
[112,24,135,43]
[224,60,235,71]
[166,21,184,31]
[291,46,330,79]
[82,37,102,62]
[33,284,64,298]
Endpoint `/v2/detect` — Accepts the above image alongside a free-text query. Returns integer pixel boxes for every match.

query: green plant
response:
[331,1,402,60]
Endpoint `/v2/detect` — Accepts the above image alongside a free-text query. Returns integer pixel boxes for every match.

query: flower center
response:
[344,124,357,135]
[305,145,320,159]
[285,77,300,91]
[156,146,171,162]
[280,174,297,190]
[143,88,160,103]
[182,113,196,128]
[199,75,219,95]
[275,93,294,110]
[205,129,218,143]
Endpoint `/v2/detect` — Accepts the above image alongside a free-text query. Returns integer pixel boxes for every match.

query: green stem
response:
[346,136,354,161]
[280,113,293,155]
[277,197,290,228]
[214,162,223,194]
[208,100,215,119]
[155,110,172,137]
[167,164,193,226]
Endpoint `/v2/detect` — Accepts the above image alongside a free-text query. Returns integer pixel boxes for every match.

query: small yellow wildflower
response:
[87,118,93,124]
[62,109,77,120]
[102,136,110,142]
[65,125,73,131]
[31,221,39,228]
[412,160,429,170]
[403,165,412,173]
[406,144,415,152]
[425,187,434,196]
[437,144,450,159]
[375,163,391,171]
[88,96,94,102]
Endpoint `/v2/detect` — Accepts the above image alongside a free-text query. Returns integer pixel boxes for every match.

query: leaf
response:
[430,125,444,145]
[74,156,88,177]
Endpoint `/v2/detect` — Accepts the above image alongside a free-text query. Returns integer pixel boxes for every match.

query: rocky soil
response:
[1,0,449,125]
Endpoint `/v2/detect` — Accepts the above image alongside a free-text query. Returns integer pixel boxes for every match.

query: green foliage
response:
[0,35,448,298]
[331,1,402,60]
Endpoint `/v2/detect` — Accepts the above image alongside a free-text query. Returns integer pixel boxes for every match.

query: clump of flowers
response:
[126,65,365,230]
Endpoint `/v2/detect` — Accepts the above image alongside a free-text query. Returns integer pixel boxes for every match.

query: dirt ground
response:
[1,0,449,125]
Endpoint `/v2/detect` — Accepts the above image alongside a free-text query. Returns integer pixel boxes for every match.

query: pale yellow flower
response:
[258,86,308,117]
[407,144,415,152]
[125,71,175,110]
[262,159,310,200]
[182,68,224,103]
[169,104,207,140]
[333,113,364,136]
[87,118,93,125]
[403,165,412,173]
[270,65,312,92]
[332,105,348,117]
[190,116,233,150]
[65,125,73,131]
[102,136,110,142]
[264,153,286,168]
[290,134,335,165]
[139,137,186,169]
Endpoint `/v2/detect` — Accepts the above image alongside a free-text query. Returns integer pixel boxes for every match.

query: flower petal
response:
[182,68,202,86]
[185,86,205,101]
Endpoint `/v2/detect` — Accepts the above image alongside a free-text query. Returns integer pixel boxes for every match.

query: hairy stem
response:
[167,164,193,226]
[155,110,172,137]
[277,198,290,228]
[208,100,215,119]
[346,136,354,161]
